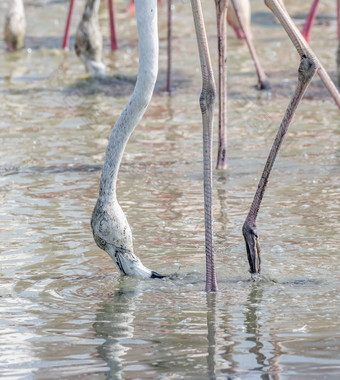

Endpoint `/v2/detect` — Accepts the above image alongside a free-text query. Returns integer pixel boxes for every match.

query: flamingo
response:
[91,0,217,291]
[62,0,118,51]
[91,0,163,278]
[75,0,106,76]
[90,0,340,288]
[243,0,340,274]
[3,0,26,51]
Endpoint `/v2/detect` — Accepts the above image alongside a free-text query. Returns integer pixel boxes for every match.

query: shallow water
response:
[1,0,340,378]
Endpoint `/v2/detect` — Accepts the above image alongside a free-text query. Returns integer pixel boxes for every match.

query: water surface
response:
[1,0,340,378]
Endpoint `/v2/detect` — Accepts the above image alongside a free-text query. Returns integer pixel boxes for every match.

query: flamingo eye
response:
[100,239,106,247]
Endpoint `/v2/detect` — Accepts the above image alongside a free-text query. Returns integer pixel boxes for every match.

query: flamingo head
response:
[91,199,164,278]
[85,60,106,77]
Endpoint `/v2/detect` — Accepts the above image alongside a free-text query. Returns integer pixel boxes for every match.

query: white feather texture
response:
[91,0,161,278]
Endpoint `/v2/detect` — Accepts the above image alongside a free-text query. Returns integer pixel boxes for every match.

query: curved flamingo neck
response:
[98,0,158,203]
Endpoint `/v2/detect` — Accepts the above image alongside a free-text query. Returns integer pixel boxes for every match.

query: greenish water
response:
[0,0,339,378]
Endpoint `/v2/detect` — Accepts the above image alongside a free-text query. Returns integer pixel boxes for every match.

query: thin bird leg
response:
[190,0,218,292]
[243,55,317,274]
[231,0,271,90]
[108,0,118,50]
[337,0,340,39]
[337,29,340,84]
[62,0,75,50]
[126,0,135,13]
[215,0,229,170]
[166,0,172,92]
[265,0,340,109]
[301,0,320,43]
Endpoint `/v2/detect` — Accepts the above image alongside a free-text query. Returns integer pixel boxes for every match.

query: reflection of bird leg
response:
[206,293,217,378]
[215,0,229,170]
[231,0,271,90]
[265,0,340,109]
[190,0,218,292]
[244,283,267,369]
[243,55,317,274]
[268,339,284,379]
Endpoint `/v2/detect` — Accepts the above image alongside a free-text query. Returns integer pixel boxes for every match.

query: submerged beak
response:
[242,222,261,274]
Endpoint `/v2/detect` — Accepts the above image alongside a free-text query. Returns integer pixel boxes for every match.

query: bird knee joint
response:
[199,87,216,114]
[298,55,317,83]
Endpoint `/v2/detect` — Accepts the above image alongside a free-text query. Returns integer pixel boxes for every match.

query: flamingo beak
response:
[151,271,166,279]
[242,222,261,274]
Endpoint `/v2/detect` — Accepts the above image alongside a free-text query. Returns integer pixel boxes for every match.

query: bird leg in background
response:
[337,36,340,85]
[62,0,75,49]
[301,0,320,43]
[231,0,271,90]
[190,0,218,292]
[62,0,118,51]
[243,55,317,274]
[215,0,229,170]
[108,0,118,50]
[337,0,340,39]
[265,0,340,109]
[166,0,172,92]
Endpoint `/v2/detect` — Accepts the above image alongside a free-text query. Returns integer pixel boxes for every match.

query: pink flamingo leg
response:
[231,25,245,39]
[301,0,320,44]
[126,0,135,14]
[108,0,118,50]
[62,0,75,50]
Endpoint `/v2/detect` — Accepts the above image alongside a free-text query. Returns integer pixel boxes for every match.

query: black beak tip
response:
[151,271,166,279]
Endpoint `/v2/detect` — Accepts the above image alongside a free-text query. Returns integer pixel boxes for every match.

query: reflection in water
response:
[1,0,340,377]
[268,337,284,380]
[244,283,267,375]
[94,280,139,379]
[243,282,283,379]
[206,293,217,380]
[205,284,285,379]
